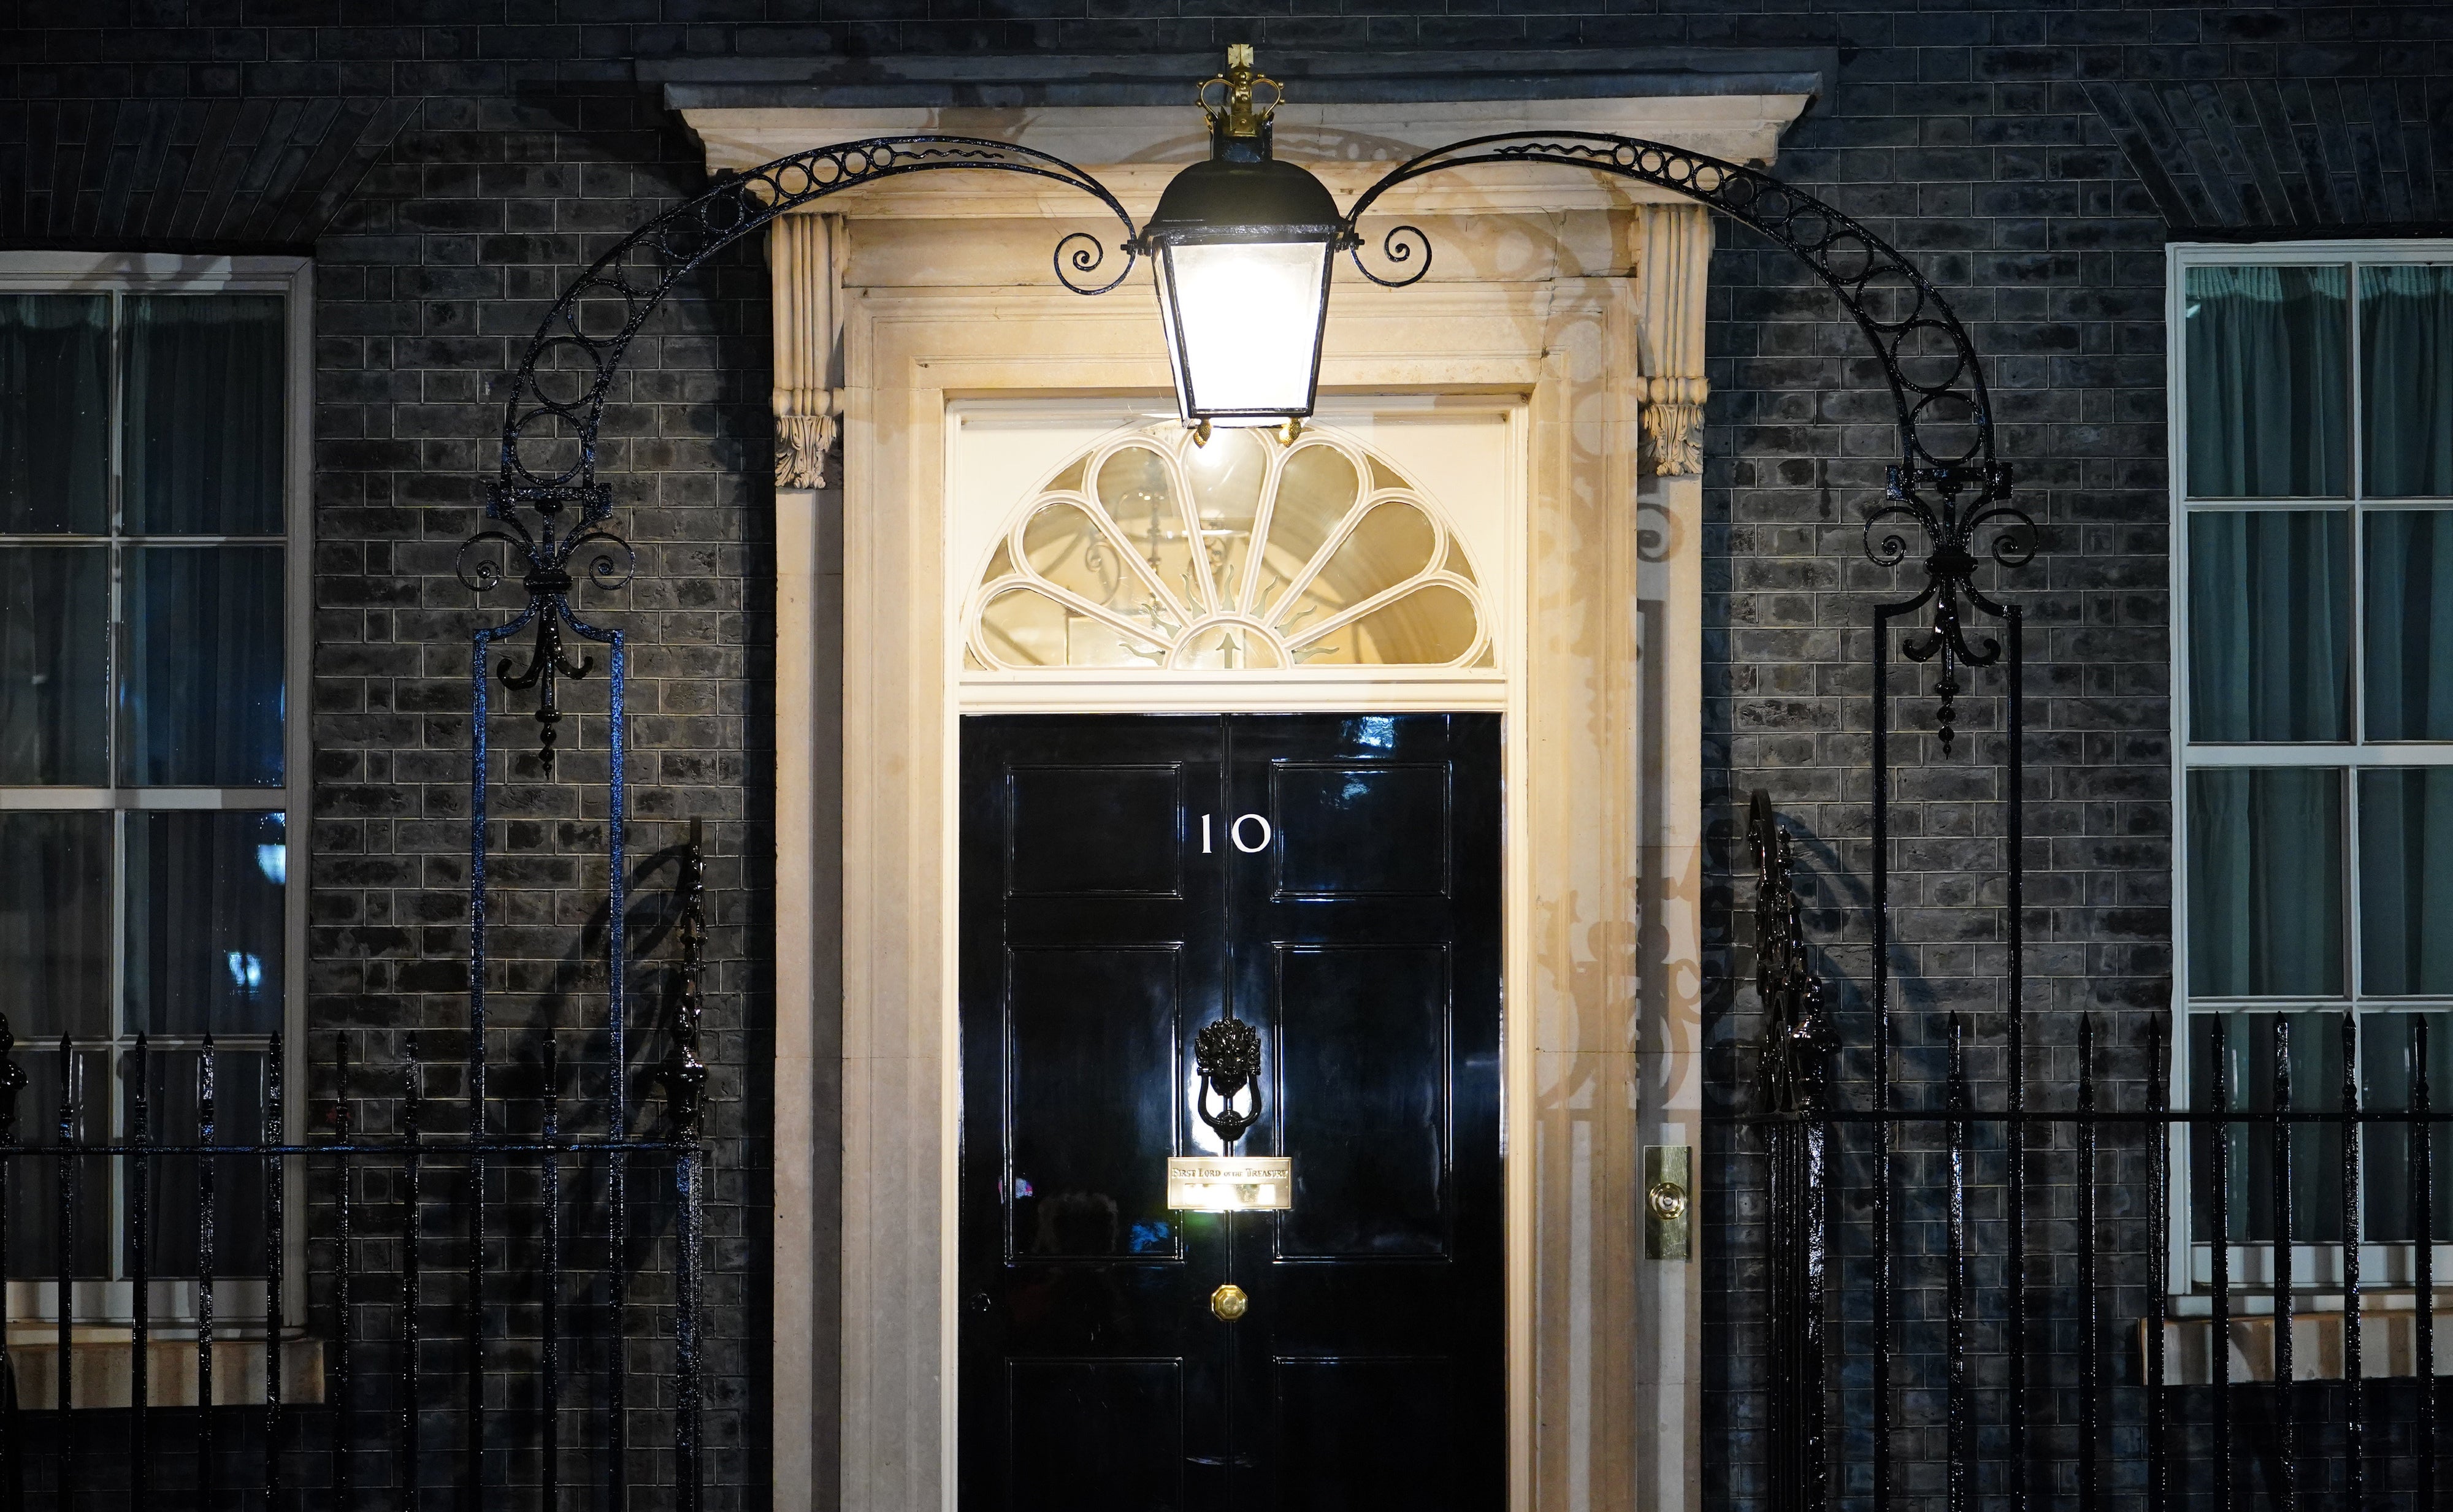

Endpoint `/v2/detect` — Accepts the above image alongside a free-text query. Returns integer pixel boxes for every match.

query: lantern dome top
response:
[1142,155,1342,242]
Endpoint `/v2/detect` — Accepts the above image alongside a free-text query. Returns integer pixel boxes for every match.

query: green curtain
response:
[2360,768,2453,995]
[2361,1012,2453,1242]
[2187,767,2344,998]
[2189,1011,2346,1242]
[2363,264,2453,497]
[123,294,286,534]
[0,294,109,533]
[2363,510,2453,738]
[2187,510,2350,741]
[2185,264,2349,498]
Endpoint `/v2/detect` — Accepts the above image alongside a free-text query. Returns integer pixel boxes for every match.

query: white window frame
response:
[0,251,312,1331]
[2168,237,2453,1305]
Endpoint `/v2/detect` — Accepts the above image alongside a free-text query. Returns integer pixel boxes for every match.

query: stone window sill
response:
[2151,1310,2451,1384]
[3,1334,323,1409]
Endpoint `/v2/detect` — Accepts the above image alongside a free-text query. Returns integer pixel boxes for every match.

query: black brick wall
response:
[7,3,2452,1508]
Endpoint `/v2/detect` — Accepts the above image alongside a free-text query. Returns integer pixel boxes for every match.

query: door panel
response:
[1007,947,1183,1259]
[1008,764,1185,896]
[962,714,1501,1511]
[1271,1357,1457,1511]
[1274,945,1451,1258]
[1269,762,1452,898]
[1008,1358,1185,1512]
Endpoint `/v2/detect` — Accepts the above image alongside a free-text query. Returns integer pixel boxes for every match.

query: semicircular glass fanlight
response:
[965,424,1490,673]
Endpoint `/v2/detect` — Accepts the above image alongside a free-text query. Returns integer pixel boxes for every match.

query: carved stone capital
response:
[776,413,837,489]
[1641,405,1705,478]
[1641,375,1709,478]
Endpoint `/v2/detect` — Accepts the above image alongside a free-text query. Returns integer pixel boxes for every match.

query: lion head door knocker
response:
[1193,1015,1263,1146]
[1166,1013,1293,1214]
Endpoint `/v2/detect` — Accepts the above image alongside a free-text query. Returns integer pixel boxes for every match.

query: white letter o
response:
[1230,813,1272,853]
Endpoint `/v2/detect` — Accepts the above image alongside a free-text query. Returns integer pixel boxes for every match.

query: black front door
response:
[959,712,1504,1512]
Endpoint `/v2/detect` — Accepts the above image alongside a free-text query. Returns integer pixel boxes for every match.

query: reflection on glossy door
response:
[959,713,1502,1511]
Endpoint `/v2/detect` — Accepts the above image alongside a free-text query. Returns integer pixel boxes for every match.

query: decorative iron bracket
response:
[470,137,1141,775]
[1336,130,2033,741]
[467,139,1144,1156]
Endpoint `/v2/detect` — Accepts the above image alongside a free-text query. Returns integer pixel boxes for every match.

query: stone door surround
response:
[651,47,1822,1512]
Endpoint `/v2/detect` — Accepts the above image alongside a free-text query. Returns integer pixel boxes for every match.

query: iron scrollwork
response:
[1337,131,2034,741]
[470,136,1142,774]
[1863,487,2035,750]
[468,136,1146,1170]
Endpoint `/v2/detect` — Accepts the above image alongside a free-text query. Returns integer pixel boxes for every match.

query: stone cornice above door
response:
[647,48,1827,218]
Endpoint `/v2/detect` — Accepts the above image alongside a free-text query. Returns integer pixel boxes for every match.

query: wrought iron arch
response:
[471,129,2032,763]
[459,121,2041,1159]
[1344,134,2003,494]
[467,137,1144,780]
[459,123,2035,1157]
[456,139,1147,1161]
[1338,131,2034,712]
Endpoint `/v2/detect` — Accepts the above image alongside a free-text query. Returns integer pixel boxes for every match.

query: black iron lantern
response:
[1136,46,1350,437]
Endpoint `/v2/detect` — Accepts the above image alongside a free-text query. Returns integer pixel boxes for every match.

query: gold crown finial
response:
[1198,45,1281,139]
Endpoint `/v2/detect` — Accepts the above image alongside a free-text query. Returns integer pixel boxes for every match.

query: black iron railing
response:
[0,822,709,1508]
[1742,793,2449,1511]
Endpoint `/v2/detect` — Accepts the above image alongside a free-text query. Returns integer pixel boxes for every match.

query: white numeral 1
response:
[1201,814,1212,853]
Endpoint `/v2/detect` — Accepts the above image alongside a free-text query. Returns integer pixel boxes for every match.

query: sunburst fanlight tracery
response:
[965,424,1490,672]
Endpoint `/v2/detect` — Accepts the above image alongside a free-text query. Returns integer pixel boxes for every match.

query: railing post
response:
[402,1036,424,1508]
[670,818,710,1512]
[0,1014,21,1512]
[541,1037,562,1512]
[262,1030,285,1508]
[2418,1018,2438,1509]
[197,1037,216,1502]
[1749,793,1827,1512]
[55,1034,75,1508]
[2340,1012,2363,1502]
[128,1036,149,1499]
[334,1039,357,1512]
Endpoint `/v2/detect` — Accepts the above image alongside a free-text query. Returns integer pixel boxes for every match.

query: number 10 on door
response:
[1200,814,1272,855]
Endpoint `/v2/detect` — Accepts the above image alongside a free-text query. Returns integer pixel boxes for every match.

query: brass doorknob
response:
[1646,1180,1689,1223]
[1209,1283,1249,1321]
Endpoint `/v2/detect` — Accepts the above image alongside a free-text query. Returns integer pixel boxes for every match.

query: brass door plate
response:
[1644,1145,1691,1261]
[1209,1283,1250,1321]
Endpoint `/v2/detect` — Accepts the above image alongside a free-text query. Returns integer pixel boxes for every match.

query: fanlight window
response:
[966,424,1490,671]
